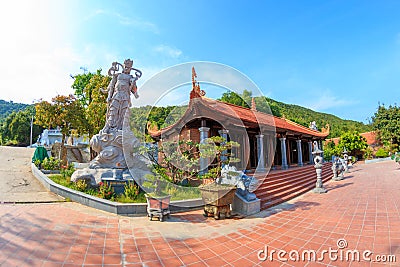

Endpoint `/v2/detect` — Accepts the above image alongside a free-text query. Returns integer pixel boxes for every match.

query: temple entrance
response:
[289,139,298,165]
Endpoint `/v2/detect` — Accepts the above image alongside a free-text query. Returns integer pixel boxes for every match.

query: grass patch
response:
[48,174,145,203]
[114,193,147,203]
[164,183,201,201]
[48,174,201,203]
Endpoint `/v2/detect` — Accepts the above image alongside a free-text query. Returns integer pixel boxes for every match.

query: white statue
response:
[103,59,142,133]
[88,59,142,169]
[40,129,50,146]
[309,121,318,131]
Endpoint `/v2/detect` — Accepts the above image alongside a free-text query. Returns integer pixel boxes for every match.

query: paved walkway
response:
[0,146,63,203]
[0,159,399,266]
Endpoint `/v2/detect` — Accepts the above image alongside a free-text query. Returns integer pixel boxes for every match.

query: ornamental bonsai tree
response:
[140,139,200,185]
[198,136,240,182]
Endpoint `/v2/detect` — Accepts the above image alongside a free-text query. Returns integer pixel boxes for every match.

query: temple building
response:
[149,67,330,172]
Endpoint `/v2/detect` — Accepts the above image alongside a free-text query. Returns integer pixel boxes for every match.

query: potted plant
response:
[198,136,240,219]
[143,174,171,222]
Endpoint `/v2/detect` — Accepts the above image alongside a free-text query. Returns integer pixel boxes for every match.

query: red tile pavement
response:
[0,161,399,266]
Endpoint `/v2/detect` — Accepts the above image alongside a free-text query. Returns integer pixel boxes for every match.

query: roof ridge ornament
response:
[190,67,206,99]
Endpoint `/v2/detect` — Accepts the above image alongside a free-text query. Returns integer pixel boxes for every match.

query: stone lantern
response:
[342,148,349,173]
[312,142,327,193]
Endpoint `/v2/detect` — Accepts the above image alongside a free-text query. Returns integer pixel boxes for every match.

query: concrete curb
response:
[364,157,392,164]
[31,163,203,216]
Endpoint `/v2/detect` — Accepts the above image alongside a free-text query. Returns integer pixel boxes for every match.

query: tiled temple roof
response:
[149,96,329,138]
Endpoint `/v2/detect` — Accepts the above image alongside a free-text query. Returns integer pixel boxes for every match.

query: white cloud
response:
[132,61,267,108]
[154,45,183,58]
[85,9,159,34]
[305,89,355,111]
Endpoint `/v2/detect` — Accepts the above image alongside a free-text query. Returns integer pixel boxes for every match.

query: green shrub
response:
[75,180,88,192]
[98,182,115,200]
[34,159,41,168]
[363,147,373,160]
[375,148,389,158]
[123,181,140,200]
[60,164,75,178]
[41,157,61,170]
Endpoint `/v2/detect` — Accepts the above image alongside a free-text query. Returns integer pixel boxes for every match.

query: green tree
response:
[0,106,42,146]
[219,90,252,108]
[71,72,95,107]
[71,69,110,135]
[35,95,87,165]
[336,131,368,158]
[83,71,110,135]
[71,70,110,159]
[372,104,400,149]
[323,140,337,161]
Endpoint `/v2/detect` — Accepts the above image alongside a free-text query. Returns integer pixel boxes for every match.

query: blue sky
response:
[1,0,399,123]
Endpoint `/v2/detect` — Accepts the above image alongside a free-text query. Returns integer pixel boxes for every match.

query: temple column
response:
[296,139,303,167]
[218,129,229,166]
[280,137,288,170]
[199,127,210,175]
[308,141,314,164]
[256,134,266,171]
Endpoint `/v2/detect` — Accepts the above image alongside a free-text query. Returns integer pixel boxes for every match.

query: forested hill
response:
[217,90,371,138]
[256,97,372,138]
[0,100,29,121]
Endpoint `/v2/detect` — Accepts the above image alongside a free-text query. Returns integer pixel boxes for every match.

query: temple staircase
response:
[253,163,333,210]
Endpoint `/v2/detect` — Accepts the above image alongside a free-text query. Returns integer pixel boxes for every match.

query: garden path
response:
[0,146,63,203]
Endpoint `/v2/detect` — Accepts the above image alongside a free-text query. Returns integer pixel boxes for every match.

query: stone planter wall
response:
[31,163,203,216]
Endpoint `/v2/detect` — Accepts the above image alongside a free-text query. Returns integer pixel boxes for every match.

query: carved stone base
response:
[71,168,132,187]
[332,175,343,181]
[203,204,231,220]
[232,192,260,216]
[312,187,327,194]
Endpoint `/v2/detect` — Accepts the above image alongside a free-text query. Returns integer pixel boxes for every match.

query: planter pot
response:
[198,184,236,219]
[145,194,171,222]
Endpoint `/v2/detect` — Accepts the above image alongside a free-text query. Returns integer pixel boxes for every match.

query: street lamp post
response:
[30,115,33,147]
